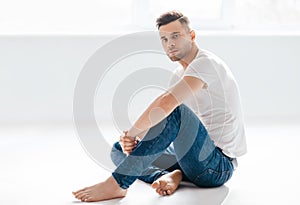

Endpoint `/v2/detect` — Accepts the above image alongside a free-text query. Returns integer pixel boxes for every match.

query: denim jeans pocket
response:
[193,168,233,188]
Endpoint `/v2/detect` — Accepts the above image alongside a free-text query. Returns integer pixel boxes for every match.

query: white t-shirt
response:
[168,49,247,158]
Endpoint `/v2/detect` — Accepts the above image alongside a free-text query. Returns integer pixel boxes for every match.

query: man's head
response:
[156,10,191,31]
[156,11,196,62]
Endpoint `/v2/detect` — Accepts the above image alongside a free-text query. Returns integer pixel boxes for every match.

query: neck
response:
[179,44,199,70]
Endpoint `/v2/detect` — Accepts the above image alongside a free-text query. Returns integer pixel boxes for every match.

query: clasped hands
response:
[119,131,140,156]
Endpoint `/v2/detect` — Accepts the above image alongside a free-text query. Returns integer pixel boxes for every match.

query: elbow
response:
[160,93,180,112]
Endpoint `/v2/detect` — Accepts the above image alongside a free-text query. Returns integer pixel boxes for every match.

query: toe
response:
[157,188,162,194]
[76,191,88,200]
[73,187,86,195]
[82,194,90,202]
[74,192,81,198]
[85,196,93,202]
[151,181,159,189]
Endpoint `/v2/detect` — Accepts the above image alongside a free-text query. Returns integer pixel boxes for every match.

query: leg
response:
[151,144,190,182]
[73,105,183,202]
[72,176,127,202]
[73,143,176,202]
[112,105,183,189]
[152,105,234,194]
[111,141,188,196]
[112,104,233,191]
[73,104,232,201]
[172,105,234,187]
[111,141,171,184]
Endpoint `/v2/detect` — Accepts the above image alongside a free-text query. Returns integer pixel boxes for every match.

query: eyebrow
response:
[160,32,181,39]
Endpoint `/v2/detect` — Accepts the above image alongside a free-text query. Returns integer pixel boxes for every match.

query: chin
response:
[169,56,180,61]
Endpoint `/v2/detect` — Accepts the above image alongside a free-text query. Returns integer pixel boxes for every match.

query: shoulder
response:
[192,49,218,65]
[188,49,227,72]
[184,49,223,88]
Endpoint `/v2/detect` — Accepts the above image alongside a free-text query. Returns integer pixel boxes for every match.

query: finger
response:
[120,140,135,147]
[125,146,135,152]
[125,147,135,154]
[123,145,135,150]
[120,133,131,140]
[123,149,134,154]
[122,136,135,142]
[122,138,134,143]
[124,141,136,147]
[123,143,136,149]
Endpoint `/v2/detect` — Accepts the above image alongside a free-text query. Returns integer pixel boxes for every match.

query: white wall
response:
[0,34,299,125]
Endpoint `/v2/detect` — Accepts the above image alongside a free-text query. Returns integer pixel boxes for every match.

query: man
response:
[73,10,247,202]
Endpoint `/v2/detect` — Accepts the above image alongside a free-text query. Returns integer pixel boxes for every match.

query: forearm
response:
[126,76,204,139]
[127,93,178,139]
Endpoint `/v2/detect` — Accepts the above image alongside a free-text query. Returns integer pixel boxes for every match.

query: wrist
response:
[127,127,141,138]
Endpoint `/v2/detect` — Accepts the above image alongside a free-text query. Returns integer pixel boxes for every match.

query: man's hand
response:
[119,131,138,156]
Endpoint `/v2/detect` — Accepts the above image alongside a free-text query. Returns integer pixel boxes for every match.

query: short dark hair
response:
[156,10,190,30]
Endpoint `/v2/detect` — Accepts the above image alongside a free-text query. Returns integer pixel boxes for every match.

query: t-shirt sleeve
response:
[183,57,217,89]
[167,67,184,88]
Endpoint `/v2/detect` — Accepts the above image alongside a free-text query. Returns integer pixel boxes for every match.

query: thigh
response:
[173,104,216,163]
[172,104,233,186]
[192,148,234,187]
[173,120,216,183]
[172,104,216,170]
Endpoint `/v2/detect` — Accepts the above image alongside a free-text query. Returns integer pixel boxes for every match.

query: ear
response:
[190,30,196,41]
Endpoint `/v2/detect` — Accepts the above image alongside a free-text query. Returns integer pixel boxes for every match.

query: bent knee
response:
[112,142,122,151]
[110,142,125,166]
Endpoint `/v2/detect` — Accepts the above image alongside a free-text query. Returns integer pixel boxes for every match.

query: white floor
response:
[1,121,300,205]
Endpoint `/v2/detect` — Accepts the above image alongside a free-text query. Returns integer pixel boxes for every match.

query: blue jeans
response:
[111,104,234,189]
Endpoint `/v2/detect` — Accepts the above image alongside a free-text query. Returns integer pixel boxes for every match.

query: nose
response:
[167,40,175,49]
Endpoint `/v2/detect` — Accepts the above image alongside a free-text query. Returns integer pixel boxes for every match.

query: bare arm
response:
[126,76,205,139]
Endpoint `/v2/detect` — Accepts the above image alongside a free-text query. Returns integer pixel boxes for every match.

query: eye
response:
[171,34,180,40]
[161,38,168,43]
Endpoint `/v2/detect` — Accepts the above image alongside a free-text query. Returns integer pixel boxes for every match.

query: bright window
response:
[132,0,225,30]
[0,0,133,34]
[0,0,299,34]
[235,0,300,30]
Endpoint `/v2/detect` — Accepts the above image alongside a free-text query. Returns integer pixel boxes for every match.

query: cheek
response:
[163,43,168,49]
[162,44,168,52]
[177,38,187,47]
[181,40,192,50]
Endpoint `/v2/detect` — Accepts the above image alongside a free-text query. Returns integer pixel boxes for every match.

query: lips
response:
[169,50,178,55]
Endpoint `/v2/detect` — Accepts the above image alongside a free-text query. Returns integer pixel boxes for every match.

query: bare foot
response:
[151,170,183,196]
[72,176,127,202]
